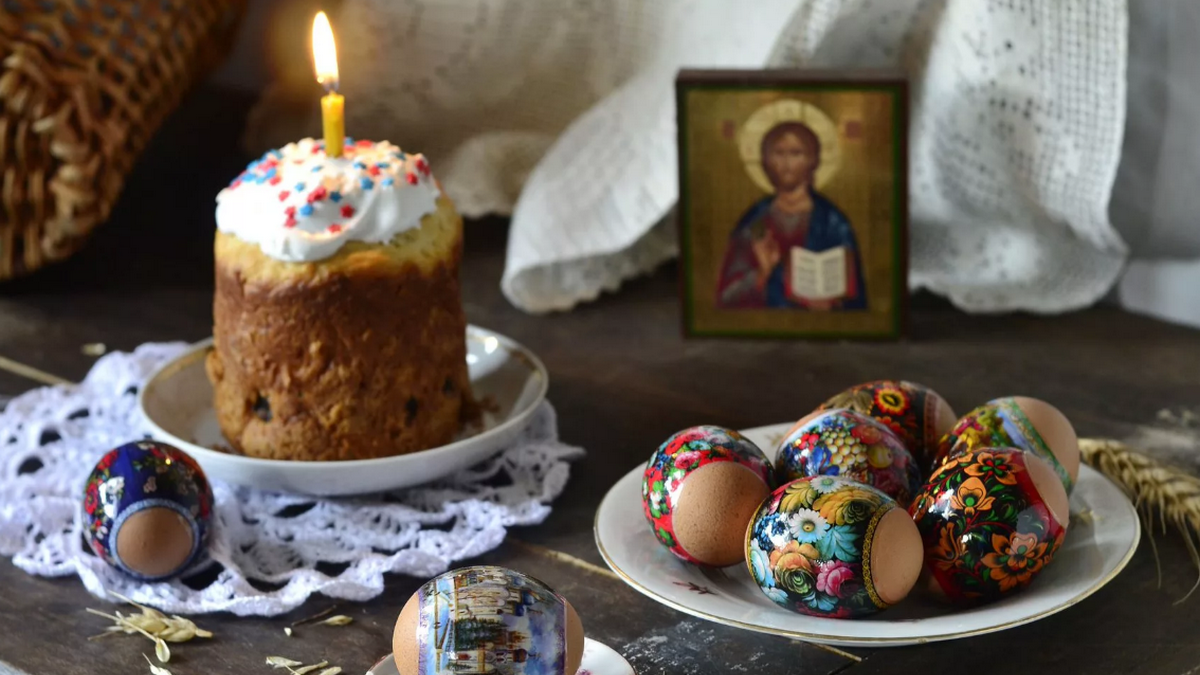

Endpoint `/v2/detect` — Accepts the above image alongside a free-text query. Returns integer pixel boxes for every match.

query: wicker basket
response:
[0,0,246,280]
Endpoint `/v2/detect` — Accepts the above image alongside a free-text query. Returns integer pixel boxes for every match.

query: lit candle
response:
[312,11,344,158]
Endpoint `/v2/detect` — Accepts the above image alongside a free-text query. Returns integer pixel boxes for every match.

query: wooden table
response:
[2,84,1200,675]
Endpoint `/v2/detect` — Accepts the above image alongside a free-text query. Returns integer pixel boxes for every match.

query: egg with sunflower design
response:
[642,425,775,567]
[932,396,1080,494]
[746,476,923,619]
[82,440,214,581]
[776,409,922,507]
[816,380,957,469]
[909,447,1069,606]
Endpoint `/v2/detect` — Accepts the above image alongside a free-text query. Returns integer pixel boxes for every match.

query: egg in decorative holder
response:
[909,448,1069,606]
[393,565,585,675]
[82,440,213,581]
[816,380,957,469]
[746,476,923,619]
[775,409,922,507]
[642,425,775,567]
[932,396,1080,494]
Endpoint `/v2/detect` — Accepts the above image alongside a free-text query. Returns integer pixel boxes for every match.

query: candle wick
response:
[321,79,339,94]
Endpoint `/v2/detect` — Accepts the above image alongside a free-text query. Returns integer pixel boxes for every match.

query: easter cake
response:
[207,138,477,461]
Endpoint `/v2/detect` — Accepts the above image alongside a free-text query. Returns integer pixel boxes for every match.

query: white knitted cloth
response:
[0,343,583,616]
[242,0,1128,314]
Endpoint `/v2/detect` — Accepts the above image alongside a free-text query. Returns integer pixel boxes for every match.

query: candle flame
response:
[312,11,339,91]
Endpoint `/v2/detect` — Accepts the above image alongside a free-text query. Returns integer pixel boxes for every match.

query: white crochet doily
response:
[0,343,584,616]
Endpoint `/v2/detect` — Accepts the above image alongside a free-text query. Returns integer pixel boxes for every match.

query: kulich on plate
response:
[82,441,213,581]
[393,566,584,675]
[909,448,1069,606]
[776,409,922,507]
[746,476,923,619]
[643,425,775,567]
[933,396,1080,494]
[817,380,956,469]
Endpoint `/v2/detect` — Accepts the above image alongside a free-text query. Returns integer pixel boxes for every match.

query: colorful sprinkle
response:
[284,217,297,228]
[268,175,282,186]
[367,165,381,177]
[278,190,289,202]
[340,205,355,218]
[382,177,395,187]
[311,165,323,173]
[328,224,343,234]
[416,158,430,176]
[375,162,390,169]
[284,205,297,217]
[299,204,314,217]
[294,182,305,191]
[406,173,418,185]
[307,186,328,203]
[353,161,366,169]
[329,191,342,203]
[391,151,406,160]
[356,139,373,147]
[360,177,374,190]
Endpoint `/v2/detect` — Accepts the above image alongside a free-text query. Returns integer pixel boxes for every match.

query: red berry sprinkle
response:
[307,186,327,203]
[284,217,297,228]
[340,205,355,218]
[285,205,297,217]
[269,175,282,186]
[406,172,418,185]
[367,165,381,177]
[328,224,343,234]
[356,139,373,147]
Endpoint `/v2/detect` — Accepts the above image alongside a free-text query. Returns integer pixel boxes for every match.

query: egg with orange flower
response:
[816,380,957,470]
[932,396,1080,495]
[746,476,923,619]
[776,409,922,507]
[908,448,1069,606]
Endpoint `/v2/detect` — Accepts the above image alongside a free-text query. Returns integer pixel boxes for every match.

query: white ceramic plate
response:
[595,422,1140,647]
[367,638,637,675]
[139,326,548,496]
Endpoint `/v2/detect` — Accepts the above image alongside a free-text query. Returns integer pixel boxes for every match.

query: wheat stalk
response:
[1079,438,1200,602]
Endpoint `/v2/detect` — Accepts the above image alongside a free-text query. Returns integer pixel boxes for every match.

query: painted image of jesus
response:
[716,120,867,310]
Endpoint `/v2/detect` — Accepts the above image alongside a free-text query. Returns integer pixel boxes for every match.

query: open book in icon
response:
[788,246,847,302]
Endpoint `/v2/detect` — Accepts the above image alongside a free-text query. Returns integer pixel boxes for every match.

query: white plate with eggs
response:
[594,422,1140,648]
[139,326,547,496]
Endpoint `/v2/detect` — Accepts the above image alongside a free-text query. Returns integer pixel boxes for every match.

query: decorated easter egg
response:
[643,425,775,567]
[932,396,1080,493]
[817,380,957,468]
[909,448,1069,606]
[776,409,922,507]
[82,440,213,581]
[746,476,923,619]
[393,566,585,675]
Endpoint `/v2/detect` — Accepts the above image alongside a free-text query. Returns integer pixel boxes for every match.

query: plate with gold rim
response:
[594,422,1140,647]
[139,325,548,496]
[367,638,637,675]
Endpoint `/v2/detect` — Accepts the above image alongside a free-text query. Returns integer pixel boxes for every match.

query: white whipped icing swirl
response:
[215,138,440,262]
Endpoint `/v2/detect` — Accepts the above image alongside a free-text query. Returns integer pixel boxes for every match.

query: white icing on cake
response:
[215,138,439,262]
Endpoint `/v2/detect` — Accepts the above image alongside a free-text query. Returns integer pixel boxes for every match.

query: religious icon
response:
[677,70,908,338]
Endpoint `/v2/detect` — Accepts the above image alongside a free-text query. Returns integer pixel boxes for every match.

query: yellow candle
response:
[312,11,344,158]
[321,91,344,158]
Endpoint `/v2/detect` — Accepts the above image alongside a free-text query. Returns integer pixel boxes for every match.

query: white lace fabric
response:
[0,343,583,616]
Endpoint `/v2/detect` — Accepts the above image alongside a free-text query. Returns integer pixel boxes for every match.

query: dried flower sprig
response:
[266,657,341,675]
[1080,438,1200,602]
[86,592,213,661]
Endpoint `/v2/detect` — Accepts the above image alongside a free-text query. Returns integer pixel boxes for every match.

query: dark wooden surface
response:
[2,83,1200,675]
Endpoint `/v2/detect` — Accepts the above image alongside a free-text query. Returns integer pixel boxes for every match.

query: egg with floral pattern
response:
[746,476,923,619]
[816,380,957,469]
[932,396,1080,494]
[81,440,213,581]
[909,447,1069,606]
[642,425,775,567]
[776,409,922,507]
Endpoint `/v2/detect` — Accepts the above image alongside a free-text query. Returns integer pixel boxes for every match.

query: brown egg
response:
[815,380,957,469]
[114,507,197,579]
[643,426,775,567]
[933,396,1080,493]
[746,476,923,618]
[910,449,1068,606]
[394,566,584,675]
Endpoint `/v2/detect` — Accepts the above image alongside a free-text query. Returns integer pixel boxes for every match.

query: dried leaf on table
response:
[292,661,329,675]
[143,653,172,675]
[317,615,353,627]
[266,656,304,668]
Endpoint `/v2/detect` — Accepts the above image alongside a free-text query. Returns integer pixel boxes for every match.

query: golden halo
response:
[738,99,842,194]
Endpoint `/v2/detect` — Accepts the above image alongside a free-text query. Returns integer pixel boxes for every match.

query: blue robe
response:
[716,192,867,310]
